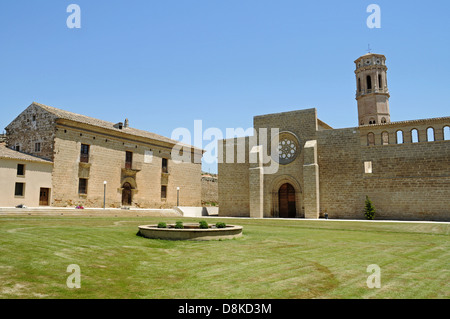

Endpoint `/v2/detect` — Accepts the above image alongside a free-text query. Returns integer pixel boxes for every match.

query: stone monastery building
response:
[218,53,450,221]
[2,102,202,208]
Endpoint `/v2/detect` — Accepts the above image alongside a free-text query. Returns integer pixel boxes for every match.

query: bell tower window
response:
[366,76,372,90]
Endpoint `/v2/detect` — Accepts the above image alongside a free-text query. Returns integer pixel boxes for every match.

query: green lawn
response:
[0,216,448,299]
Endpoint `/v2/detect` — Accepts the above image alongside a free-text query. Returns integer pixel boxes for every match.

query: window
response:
[161,185,167,199]
[427,128,435,142]
[15,183,25,197]
[381,117,387,124]
[369,118,376,125]
[125,151,133,169]
[15,144,20,152]
[381,132,389,145]
[367,133,375,146]
[78,178,88,195]
[162,158,168,173]
[80,144,90,163]
[358,78,361,92]
[34,142,41,153]
[378,74,383,89]
[364,161,373,174]
[17,164,25,176]
[32,115,36,122]
[396,130,404,144]
[444,126,450,141]
[367,75,372,90]
[411,129,419,143]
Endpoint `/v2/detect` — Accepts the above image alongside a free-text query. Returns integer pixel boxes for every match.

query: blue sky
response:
[1,0,449,173]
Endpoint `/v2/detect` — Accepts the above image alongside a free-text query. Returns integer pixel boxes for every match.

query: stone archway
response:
[270,175,303,218]
[122,182,132,206]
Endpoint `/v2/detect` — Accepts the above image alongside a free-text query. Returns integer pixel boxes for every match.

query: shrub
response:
[199,221,209,229]
[157,222,167,228]
[215,222,226,229]
[364,196,376,220]
[175,221,184,229]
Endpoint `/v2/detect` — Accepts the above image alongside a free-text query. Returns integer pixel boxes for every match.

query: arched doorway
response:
[278,183,296,218]
[122,182,132,206]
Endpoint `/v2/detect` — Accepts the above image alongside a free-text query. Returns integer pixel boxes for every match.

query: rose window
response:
[278,138,298,164]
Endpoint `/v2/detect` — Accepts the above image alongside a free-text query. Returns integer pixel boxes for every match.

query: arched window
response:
[367,75,372,90]
[367,132,375,146]
[360,120,365,126]
[396,130,404,144]
[411,129,419,143]
[378,74,383,89]
[427,127,435,142]
[358,78,361,92]
[381,117,387,124]
[444,126,450,141]
[369,118,376,125]
[381,131,389,145]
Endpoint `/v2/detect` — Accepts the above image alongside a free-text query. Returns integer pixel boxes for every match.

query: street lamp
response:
[103,181,107,209]
[177,187,180,207]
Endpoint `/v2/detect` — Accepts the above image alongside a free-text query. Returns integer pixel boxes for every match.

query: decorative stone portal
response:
[122,182,133,206]
[270,175,303,218]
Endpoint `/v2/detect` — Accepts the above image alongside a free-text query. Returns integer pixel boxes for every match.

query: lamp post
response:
[103,181,107,209]
[177,187,180,207]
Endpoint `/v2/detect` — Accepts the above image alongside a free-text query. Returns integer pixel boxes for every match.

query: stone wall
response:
[318,117,450,221]
[201,175,218,206]
[218,137,250,217]
[5,104,57,160]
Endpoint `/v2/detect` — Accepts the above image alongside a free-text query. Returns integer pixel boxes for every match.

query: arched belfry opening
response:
[278,183,296,218]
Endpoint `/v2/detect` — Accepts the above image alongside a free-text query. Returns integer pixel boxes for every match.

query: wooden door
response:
[278,183,296,218]
[39,188,50,206]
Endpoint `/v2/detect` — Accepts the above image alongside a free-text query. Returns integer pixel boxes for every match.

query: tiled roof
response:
[0,144,53,164]
[32,102,200,150]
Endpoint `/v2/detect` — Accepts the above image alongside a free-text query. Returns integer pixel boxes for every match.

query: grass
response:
[0,216,448,299]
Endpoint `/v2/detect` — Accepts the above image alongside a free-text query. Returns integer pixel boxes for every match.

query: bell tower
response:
[355,53,390,126]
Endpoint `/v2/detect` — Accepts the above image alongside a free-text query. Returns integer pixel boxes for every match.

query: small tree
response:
[364,196,376,220]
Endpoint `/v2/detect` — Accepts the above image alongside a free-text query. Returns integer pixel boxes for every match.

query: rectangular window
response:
[161,185,167,199]
[34,142,41,153]
[162,158,168,173]
[15,145,20,152]
[80,144,90,163]
[17,164,25,176]
[125,151,133,169]
[78,178,88,195]
[15,183,25,197]
[364,161,373,174]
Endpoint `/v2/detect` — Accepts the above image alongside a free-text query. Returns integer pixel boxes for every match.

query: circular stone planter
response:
[138,224,243,241]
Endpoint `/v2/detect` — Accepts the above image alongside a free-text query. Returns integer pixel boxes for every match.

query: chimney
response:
[124,118,129,128]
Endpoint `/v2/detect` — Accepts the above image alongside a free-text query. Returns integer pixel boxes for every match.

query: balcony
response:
[121,161,142,174]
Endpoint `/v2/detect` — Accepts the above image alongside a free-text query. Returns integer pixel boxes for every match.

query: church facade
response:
[218,53,450,221]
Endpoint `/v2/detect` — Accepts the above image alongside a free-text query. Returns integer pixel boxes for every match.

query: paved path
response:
[0,207,181,217]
